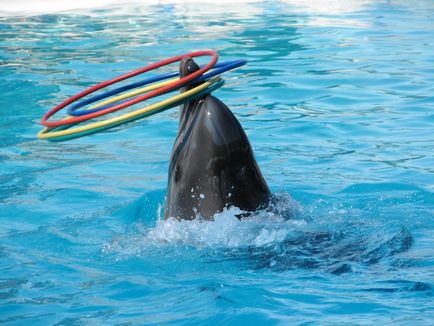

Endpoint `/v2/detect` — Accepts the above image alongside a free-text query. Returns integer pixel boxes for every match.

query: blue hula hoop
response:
[67,59,247,116]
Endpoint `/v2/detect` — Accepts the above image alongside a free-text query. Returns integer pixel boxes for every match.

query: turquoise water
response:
[1,1,434,324]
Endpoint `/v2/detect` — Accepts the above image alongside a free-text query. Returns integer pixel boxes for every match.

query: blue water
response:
[1,1,434,324]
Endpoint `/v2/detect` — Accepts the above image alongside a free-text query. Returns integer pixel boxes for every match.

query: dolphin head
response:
[166,57,271,220]
[179,57,203,93]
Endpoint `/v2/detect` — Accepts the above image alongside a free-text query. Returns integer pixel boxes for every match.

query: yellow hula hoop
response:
[87,77,178,110]
[37,77,222,140]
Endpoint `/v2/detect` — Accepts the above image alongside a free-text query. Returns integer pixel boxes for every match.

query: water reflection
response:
[280,0,373,27]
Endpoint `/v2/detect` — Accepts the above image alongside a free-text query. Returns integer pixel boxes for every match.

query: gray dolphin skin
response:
[164,57,271,220]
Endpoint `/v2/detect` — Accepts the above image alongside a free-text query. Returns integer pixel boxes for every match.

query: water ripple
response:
[1,1,434,324]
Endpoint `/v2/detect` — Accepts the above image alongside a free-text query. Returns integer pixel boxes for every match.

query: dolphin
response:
[165,57,270,220]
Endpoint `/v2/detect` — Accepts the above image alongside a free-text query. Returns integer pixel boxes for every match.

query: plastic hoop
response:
[41,50,218,128]
[38,77,224,141]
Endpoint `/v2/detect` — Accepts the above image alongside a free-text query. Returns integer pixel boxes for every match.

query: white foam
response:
[101,192,306,258]
[142,200,305,248]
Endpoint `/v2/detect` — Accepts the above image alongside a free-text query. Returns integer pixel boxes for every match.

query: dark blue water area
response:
[1,0,434,324]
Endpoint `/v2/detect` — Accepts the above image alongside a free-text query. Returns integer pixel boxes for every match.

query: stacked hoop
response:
[38,50,246,142]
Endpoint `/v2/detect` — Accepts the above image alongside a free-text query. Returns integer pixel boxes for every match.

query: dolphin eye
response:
[175,166,182,182]
[237,165,246,177]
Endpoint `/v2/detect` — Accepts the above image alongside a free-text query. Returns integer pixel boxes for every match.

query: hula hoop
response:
[67,59,247,116]
[38,77,224,141]
[41,50,218,128]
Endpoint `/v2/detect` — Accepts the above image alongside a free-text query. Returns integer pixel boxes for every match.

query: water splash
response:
[102,191,413,275]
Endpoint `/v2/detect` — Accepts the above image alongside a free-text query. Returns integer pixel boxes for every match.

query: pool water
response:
[1,0,434,324]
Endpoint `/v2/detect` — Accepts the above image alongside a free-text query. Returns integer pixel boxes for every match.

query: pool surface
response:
[1,0,433,324]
